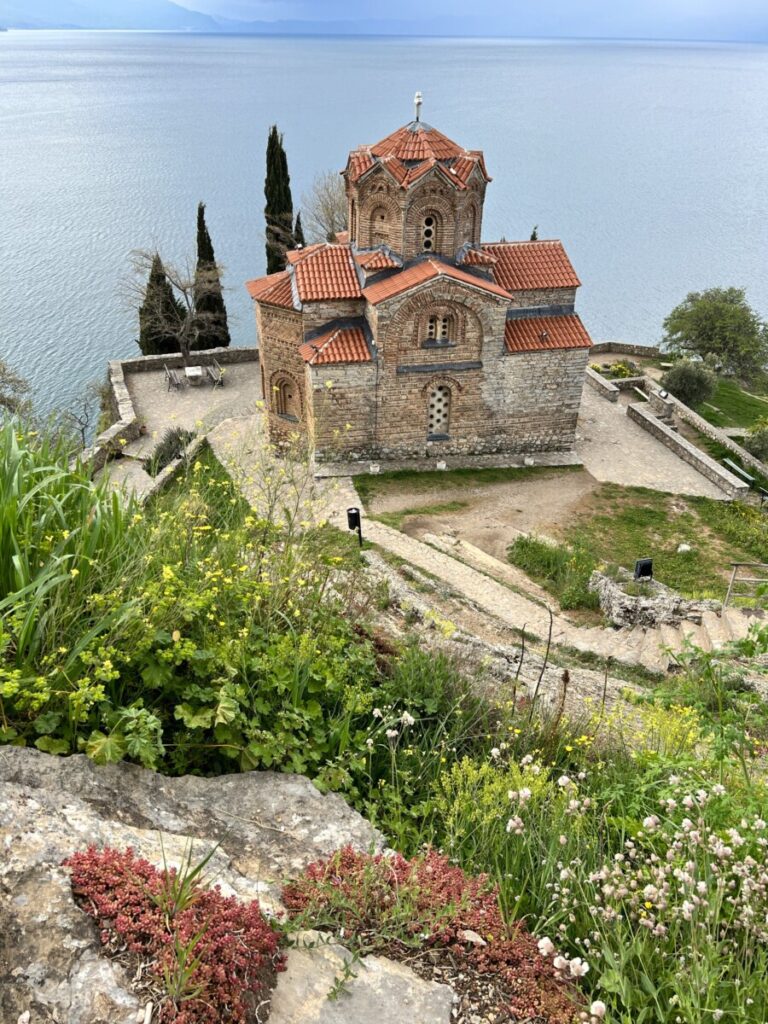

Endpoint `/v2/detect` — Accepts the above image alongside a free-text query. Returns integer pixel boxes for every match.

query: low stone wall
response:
[661,389,768,481]
[590,342,661,358]
[589,569,720,627]
[627,403,749,498]
[140,435,208,503]
[611,375,648,392]
[81,347,259,474]
[585,366,619,402]
[315,449,583,479]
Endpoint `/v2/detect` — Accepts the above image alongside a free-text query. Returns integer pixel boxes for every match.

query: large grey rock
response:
[271,932,454,1024]
[0,747,387,1024]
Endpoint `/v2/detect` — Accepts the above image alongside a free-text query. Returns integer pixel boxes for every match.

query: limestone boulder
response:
[0,747,454,1024]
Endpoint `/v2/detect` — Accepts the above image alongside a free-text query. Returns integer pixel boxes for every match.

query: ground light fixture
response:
[634,558,653,581]
[347,507,363,546]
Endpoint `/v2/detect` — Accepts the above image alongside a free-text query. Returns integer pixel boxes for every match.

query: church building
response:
[246,97,593,472]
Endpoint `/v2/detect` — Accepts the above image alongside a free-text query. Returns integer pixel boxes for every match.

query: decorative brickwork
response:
[246,113,593,469]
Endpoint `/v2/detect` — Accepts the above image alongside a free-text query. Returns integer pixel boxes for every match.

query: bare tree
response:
[127,251,229,365]
[300,171,348,244]
[0,359,31,415]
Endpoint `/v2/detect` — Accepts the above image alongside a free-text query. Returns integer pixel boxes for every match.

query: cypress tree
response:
[194,202,231,350]
[264,125,295,273]
[293,211,306,248]
[138,253,184,355]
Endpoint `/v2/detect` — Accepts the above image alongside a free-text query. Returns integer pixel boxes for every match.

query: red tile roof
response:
[459,247,498,267]
[286,242,325,265]
[355,249,401,271]
[363,258,510,305]
[484,241,581,292]
[299,326,371,365]
[504,315,592,353]
[346,120,491,191]
[245,271,295,309]
[291,244,363,302]
[334,230,350,244]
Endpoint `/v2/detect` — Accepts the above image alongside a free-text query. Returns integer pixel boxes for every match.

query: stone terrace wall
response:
[590,342,661,358]
[81,348,259,473]
[627,403,749,498]
[584,365,619,402]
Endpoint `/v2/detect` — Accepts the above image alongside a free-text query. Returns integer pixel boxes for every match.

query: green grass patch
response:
[353,464,581,507]
[695,379,768,429]
[372,499,469,530]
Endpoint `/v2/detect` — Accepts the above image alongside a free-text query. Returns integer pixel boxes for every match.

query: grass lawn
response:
[694,379,768,429]
[353,464,581,506]
[509,482,768,607]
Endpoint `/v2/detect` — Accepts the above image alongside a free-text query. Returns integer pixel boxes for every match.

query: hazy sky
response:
[185,0,768,41]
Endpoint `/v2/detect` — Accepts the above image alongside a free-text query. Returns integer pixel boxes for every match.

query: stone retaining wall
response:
[590,342,661,358]
[315,449,582,479]
[140,435,209,503]
[80,348,259,473]
[627,403,749,498]
[584,365,619,402]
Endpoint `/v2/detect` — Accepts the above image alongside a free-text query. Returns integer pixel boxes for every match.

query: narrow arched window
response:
[274,376,301,420]
[422,214,437,251]
[427,385,451,439]
[370,206,389,245]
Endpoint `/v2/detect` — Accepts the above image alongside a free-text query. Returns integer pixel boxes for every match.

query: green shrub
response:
[659,359,717,407]
[743,415,768,462]
[146,427,196,477]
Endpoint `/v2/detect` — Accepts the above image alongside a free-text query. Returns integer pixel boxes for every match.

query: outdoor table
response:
[185,366,204,386]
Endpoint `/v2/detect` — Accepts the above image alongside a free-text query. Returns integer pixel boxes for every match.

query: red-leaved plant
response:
[64,846,285,1023]
[282,846,582,1023]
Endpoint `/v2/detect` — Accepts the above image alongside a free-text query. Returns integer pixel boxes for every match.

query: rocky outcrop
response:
[0,747,453,1024]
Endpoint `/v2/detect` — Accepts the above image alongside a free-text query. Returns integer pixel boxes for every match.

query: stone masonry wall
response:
[507,287,576,310]
[256,303,307,442]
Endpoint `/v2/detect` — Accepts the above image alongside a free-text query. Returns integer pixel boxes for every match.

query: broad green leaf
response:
[35,735,71,756]
[85,730,127,764]
[34,711,63,735]
[174,703,214,729]
[214,691,239,726]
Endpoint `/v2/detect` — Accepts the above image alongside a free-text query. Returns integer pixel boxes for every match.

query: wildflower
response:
[537,936,555,957]
[401,711,415,727]
[569,957,589,978]
[520,754,534,766]
[712,783,726,797]
[366,738,374,750]
[385,729,398,740]
[713,1013,724,1022]
[70,568,79,577]
[553,955,568,971]
[172,630,181,643]
[557,775,572,788]
[590,1001,606,1019]
[643,815,660,831]
[490,747,501,759]
[372,708,382,718]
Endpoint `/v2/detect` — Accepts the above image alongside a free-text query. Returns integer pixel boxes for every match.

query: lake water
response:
[2,31,768,411]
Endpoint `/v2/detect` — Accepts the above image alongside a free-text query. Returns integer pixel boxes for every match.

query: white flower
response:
[537,936,555,957]
[385,728,398,740]
[713,1012,724,1022]
[643,815,659,831]
[519,787,532,802]
[401,711,415,727]
[590,1001,607,1019]
[557,775,572,788]
[490,746,501,759]
[553,955,568,971]
[520,754,534,766]
[372,707,382,718]
[365,738,374,749]
[569,957,590,978]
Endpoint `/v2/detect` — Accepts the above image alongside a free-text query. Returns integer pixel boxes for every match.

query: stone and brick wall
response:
[506,287,577,311]
[255,303,307,441]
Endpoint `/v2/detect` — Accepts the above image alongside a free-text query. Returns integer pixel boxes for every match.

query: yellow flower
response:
[70,568,79,577]
[172,630,181,642]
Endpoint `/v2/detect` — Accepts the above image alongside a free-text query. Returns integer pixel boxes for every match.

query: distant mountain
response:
[0,0,220,30]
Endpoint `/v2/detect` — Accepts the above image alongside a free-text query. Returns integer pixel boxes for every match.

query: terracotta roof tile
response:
[363,259,510,305]
[459,247,498,267]
[245,271,295,309]
[286,242,325,265]
[355,249,401,271]
[299,326,371,365]
[484,241,581,291]
[346,120,491,190]
[292,244,363,302]
[504,315,592,353]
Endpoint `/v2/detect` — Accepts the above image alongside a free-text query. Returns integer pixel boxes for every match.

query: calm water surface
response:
[2,32,768,410]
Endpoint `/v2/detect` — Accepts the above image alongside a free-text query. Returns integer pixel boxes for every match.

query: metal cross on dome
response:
[414,91,423,122]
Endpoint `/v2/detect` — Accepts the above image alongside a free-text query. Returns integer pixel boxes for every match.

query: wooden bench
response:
[164,364,183,391]
[722,457,755,487]
[207,358,224,387]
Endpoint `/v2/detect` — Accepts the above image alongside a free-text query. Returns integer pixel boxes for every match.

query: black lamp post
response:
[347,507,363,547]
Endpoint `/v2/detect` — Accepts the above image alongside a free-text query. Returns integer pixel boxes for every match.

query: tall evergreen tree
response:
[194,202,231,350]
[138,253,184,355]
[293,211,306,248]
[264,125,295,273]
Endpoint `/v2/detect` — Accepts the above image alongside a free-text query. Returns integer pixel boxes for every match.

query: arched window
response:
[427,385,451,439]
[425,314,454,345]
[273,375,301,421]
[370,206,389,245]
